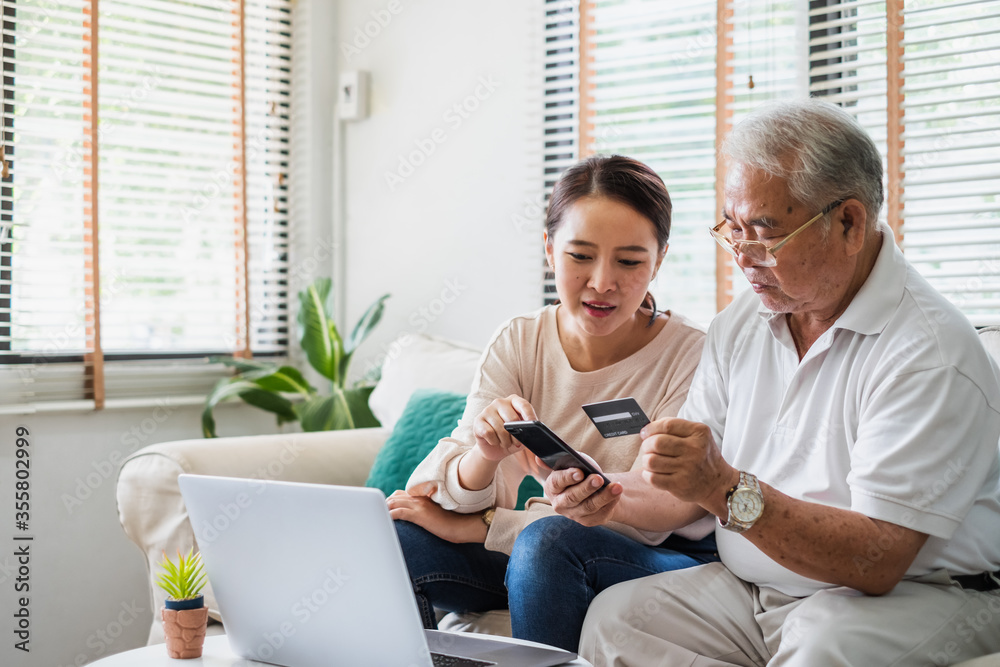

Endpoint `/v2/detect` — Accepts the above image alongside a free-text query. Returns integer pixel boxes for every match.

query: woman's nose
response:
[588,262,616,292]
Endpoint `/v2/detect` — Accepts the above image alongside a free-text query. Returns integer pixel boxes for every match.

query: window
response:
[809,0,1000,325]
[547,0,1000,327]
[0,0,291,411]
[584,0,722,324]
[545,0,802,324]
[541,0,582,304]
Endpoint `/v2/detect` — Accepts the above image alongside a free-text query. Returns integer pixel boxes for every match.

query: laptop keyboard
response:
[431,652,497,667]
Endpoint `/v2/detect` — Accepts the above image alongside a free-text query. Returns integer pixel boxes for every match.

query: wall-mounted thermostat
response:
[339,70,369,121]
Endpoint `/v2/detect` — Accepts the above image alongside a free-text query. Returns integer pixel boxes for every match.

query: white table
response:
[92,634,592,666]
[91,636,256,666]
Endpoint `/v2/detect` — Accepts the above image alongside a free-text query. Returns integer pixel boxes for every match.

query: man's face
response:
[723,163,857,319]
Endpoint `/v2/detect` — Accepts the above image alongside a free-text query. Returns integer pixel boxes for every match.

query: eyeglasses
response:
[710,200,844,268]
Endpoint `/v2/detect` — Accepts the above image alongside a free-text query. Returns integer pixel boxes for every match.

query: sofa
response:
[116,329,1000,665]
[115,333,511,644]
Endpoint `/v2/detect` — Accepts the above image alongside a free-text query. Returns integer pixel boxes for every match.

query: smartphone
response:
[503,420,611,489]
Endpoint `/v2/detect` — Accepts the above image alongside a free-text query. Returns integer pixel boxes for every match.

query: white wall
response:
[0,1,544,664]
[337,0,546,378]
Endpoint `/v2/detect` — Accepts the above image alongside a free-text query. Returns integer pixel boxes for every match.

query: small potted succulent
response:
[156,548,209,659]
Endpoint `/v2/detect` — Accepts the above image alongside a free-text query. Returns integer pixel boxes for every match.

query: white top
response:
[90,634,595,666]
[407,304,711,554]
[680,226,1000,596]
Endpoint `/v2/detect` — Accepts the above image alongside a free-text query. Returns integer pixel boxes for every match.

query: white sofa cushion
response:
[979,326,1000,362]
[439,610,513,637]
[117,428,389,644]
[369,333,482,431]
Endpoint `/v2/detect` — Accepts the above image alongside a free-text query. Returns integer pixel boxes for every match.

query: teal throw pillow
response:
[364,388,544,511]
[366,389,468,498]
[515,475,544,510]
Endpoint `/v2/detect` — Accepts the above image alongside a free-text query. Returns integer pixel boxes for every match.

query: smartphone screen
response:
[503,420,610,488]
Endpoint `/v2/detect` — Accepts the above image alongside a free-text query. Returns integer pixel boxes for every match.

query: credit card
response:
[582,397,650,438]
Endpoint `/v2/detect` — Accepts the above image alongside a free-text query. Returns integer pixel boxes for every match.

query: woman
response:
[387,155,717,652]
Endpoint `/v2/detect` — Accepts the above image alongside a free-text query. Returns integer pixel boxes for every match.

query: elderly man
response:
[545,100,1000,666]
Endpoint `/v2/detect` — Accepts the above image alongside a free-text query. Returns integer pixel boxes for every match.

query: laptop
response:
[177,474,578,667]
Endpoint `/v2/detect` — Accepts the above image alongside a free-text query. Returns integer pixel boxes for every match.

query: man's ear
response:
[839,200,867,256]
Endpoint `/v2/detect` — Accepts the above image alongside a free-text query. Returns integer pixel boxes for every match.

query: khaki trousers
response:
[579,562,1000,667]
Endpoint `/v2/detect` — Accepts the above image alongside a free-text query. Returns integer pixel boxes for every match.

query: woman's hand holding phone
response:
[458,395,539,492]
[472,394,538,462]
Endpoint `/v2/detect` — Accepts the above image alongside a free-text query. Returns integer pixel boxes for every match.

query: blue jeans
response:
[395,520,511,628]
[394,516,718,652]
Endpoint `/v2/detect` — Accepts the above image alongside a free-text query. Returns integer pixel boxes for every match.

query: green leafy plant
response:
[156,548,207,602]
[202,278,389,437]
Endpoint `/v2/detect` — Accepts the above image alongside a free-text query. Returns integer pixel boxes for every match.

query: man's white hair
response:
[722,99,884,229]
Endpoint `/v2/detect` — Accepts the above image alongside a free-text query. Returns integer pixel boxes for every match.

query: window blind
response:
[561,1,1000,326]
[242,0,290,352]
[808,1,890,219]
[584,0,720,324]
[720,0,804,309]
[542,0,580,305]
[99,0,247,354]
[899,0,1000,325]
[0,0,95,408]
[0,0,291,412]
[809,0,1000,326]
[574,0,801,323]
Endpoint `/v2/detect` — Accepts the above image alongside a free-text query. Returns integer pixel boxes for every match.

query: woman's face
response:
[545,196,665,339]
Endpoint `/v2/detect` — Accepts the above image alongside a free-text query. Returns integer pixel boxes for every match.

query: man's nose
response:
[735,248,756,269]
[734,245,767,269]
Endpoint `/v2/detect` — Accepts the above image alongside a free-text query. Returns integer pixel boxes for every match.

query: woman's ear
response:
[652,244,668,278]
[544,231,555,272]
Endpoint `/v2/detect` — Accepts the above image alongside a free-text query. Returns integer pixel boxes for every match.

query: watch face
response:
[731,488,763,523]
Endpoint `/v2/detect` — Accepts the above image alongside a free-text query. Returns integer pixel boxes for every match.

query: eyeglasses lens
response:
[712,228,776,267]
[739,243,768,265]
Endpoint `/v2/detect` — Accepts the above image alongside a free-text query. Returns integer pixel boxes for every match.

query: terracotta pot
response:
[161,597,208,659]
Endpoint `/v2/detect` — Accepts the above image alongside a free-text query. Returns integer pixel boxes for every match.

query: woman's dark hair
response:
[545,154,671,327]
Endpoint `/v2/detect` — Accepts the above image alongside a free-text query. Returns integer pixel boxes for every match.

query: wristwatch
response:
[719,471,764,533]
[481,508,496,528]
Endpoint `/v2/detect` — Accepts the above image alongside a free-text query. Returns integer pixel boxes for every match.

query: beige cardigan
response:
[406,304,708,555]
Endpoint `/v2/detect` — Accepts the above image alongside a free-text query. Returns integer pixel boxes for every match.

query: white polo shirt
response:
[680,226,1000,597]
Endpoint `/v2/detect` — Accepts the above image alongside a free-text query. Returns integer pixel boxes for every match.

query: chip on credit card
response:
[582,397,650,438]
